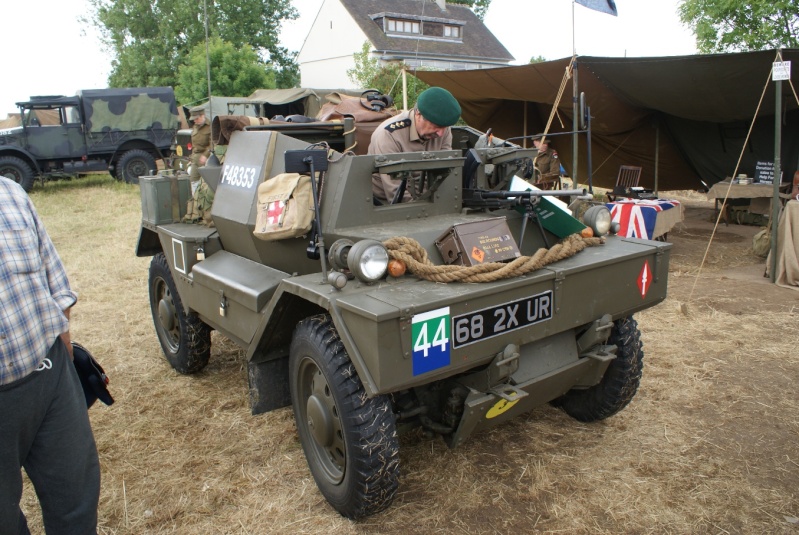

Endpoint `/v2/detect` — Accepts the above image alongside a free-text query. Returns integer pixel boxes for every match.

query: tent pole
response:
[402,69,408,111]
[654,121,660,195]
[573,59,579,185]
[586,106,593,194]
[769,74,782,283]
[571,2,578,183]
[523,101,528,148]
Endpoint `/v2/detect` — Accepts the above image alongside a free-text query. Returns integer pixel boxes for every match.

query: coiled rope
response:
[384,234,604,283]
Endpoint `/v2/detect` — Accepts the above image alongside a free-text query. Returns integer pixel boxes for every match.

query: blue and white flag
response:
[575,0,618,16]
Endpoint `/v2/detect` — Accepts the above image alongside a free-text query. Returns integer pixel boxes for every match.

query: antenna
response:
[203,0,213,147]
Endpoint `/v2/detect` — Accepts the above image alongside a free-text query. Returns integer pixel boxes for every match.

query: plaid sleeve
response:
[28,195,78,311]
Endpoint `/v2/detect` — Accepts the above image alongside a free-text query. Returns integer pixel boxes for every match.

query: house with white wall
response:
[297,0,514,89]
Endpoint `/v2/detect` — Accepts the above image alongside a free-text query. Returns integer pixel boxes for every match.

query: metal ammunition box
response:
[435,217,521,266]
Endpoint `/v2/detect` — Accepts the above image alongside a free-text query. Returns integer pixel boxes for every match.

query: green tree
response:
[529,55,547,63]
[176,37,276,104]
[678,0,798,53]
[86,0,298,90]
[449,0,492,20]
[347,42,430,108]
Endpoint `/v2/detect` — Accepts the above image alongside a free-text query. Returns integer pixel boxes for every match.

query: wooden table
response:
[706,181,786,221]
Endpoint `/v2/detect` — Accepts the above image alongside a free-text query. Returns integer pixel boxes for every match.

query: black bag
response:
[72,342,114,408]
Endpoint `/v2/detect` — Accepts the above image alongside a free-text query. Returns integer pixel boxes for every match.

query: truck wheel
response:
[116,149,156,184]
[148,253,211,374]
[553,316,643,422]
[290,314,399,519]
[0,156,35,192]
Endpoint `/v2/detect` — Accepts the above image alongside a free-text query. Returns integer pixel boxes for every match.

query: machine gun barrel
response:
[462,188,587,208]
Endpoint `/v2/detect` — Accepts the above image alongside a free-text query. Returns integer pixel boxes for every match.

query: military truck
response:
[136,122,671,519]
[0,87,179,191]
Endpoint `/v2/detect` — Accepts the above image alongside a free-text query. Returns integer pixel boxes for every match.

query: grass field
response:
[19,176,799,534]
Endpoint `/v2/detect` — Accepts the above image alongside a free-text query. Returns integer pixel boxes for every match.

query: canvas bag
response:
[253,172,315,241]
[316,92,397,155]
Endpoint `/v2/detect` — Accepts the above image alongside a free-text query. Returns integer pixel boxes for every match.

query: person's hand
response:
[60,332,74,360]
[199,155,208,166]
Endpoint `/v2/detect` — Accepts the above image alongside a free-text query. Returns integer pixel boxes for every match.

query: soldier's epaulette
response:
[385,118,411,132]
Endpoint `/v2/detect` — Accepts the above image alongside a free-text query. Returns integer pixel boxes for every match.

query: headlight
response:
[347,240,389,282]
[582,205,612,236]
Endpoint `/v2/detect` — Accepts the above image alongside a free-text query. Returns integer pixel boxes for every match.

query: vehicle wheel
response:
[148,252,211,374]
[553,316,643,422]
[116,149,156,184]
[0,156,35,192]
[290,314,399,519]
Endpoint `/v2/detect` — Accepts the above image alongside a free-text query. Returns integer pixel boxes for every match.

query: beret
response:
[416,87,461,127]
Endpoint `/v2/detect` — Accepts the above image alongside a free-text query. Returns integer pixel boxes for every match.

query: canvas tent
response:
[185,88,365,124]
[416,49,799,191]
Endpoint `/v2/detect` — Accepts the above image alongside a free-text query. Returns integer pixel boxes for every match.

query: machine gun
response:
[462,187,590,248]
[462,187,587,209]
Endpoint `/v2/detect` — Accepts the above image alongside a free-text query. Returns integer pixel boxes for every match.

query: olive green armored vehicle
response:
[136,122,670,519]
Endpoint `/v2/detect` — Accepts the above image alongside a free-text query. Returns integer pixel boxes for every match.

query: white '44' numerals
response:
[413,318,449,357]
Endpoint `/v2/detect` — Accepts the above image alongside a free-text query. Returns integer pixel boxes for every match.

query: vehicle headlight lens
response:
[347,240,389,282]
[582,205,612,236]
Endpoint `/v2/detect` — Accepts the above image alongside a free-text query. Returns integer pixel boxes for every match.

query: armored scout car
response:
[0,87,179,191]
[136,122,671,519]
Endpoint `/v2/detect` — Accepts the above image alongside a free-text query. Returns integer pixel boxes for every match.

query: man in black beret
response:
[368,87,461,203]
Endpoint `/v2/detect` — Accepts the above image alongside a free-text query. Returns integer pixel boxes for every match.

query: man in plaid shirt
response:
[0,176,100,534]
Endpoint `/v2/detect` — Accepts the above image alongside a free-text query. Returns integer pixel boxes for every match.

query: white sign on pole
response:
[773,61,791,81]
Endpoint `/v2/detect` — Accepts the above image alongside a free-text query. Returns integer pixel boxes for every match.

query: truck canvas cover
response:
[79,87,178,134]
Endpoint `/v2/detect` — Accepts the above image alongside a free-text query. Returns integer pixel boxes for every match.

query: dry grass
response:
[20,177,799,534]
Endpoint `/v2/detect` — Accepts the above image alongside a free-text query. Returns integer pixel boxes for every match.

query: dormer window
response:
[443,25,461,38]
[373,12,464,41]
[387,18,420,34]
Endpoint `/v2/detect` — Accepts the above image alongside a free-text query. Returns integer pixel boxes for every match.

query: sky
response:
[0,0,697,118]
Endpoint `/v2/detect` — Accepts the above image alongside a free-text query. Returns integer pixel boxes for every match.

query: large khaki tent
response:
[416,49,799,191]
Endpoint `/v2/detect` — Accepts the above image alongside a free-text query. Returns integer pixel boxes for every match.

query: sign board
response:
[773,61,791,81]
[754,161,782,184]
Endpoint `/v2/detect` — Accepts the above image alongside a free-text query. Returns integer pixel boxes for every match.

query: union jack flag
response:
[606,199,680,240]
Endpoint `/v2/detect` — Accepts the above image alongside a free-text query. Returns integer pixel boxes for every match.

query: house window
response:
[386,18,420,34]
[443,25,461,38]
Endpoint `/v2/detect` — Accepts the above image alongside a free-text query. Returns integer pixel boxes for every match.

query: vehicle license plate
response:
[452,290,553,348]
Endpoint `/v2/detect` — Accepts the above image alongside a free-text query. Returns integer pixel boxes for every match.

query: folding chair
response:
[607,165,642,201]
[533,175,562,191]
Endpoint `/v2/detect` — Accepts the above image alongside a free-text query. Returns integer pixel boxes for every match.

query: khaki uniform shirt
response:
[189,122,212,182]
[191,122,211,158]
[534,147,560,179]
[368,109,452,203]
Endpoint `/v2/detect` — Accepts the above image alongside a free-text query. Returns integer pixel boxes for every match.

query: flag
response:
[575,0,618,16]
[607,200,679,240]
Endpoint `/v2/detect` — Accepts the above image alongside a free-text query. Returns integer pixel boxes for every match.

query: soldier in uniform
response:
[369,87,461,203]
[184,105,215,225]
[189,106,211,184]
[532,135,562,189]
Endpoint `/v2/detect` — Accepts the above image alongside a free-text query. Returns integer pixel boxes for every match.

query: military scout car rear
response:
[136,123,671,519]
[0,87,179,191]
